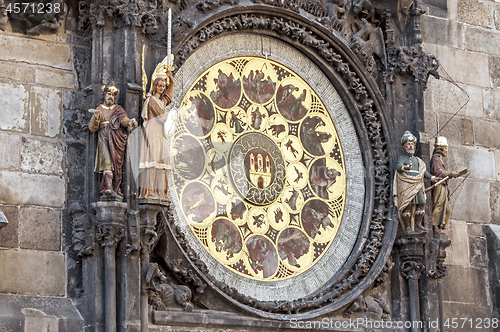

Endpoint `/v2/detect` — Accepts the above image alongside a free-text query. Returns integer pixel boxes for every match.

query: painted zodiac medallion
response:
[171,56,346,281]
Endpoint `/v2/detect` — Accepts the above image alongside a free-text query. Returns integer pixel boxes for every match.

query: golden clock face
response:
[171,56,346,281]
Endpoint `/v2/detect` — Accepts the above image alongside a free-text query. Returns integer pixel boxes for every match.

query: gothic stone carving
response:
[4,0,67,35]
[172,13,391,315]
[397,233,426,280]
[78,0,169,34]
[146,262,194,312]
[69,201,95,257]
[427,235,451,279]
[196,0,239,12]
[343,294,391,320]
[384,46,439,87]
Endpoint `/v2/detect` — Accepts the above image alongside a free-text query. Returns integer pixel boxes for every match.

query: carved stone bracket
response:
[92,201,127,247]
[427,234,451,279]
[126,210,141,255]
[69,201,95,257]
[384,46,439,87]
[397,233,425,261]
[78,0,168,34]
[3,0,67,35]
[139,204,163,255]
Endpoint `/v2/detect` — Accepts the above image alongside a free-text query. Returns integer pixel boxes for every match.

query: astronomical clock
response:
[171,56,346,282]
[167,34,372,310]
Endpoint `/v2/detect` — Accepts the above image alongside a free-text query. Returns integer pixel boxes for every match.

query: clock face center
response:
[228,132,286,206]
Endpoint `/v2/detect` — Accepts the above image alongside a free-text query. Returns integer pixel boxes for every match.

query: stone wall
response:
[422,0,500,324]
[0,21,84,330]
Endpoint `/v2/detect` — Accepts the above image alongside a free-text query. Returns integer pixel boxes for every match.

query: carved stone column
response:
[139,204,164,332]
[93,201,128,332]
[427,234,451,332]
[397,232,426,332]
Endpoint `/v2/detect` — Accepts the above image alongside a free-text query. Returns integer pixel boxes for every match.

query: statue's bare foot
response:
[416,224,426,232]
[405,227,412,234]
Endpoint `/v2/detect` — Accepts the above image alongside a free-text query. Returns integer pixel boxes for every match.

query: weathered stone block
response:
[0,82,30,133]
[0,205,18,249]
[443,302,493,331]
[0,132,21,170]
[35,68,77,90]
[0,171,65,208]
[458,0,493,28]
[20,137,63,175]
[442,266,489,304]
[0,35,72,70]
[19,207,61,251]
[483,88,500,121]
[0,63,35,83]
[466,27,500,57]
[495,149,500,182]
[490,56,500,89]
[0,294,83,332]
[66,142,86,201]
[421,15,464,48]
[0,250,66,296]
[468,224,488,268]
[436,114,473,145]
[425,79,483,118]
[444,220,469,266]
[491,183,500,225]
[494,3,500,30]
[435,46,490,87]
[450,179,490,223]
[474,119,500,149]
[447,145,495,180]
[30,86,62,138]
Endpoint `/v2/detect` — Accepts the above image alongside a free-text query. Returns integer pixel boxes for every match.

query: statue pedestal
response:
[397,232,426,332]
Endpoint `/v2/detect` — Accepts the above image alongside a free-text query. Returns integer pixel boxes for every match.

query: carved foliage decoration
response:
[173,14,391,315]
[2,0,67,35]
[69,202,95,257]
[384,46,439,87]
[78,0,169,34]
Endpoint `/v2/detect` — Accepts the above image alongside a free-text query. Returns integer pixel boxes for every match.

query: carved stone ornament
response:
[196,0,239,12]
[427,235,451,279]
[167,13,393,317]
[401,260,425,280]
[384,46,439,87]
[97,222,125,247]
[146,262,194,312]
[3,0,67,35]
[92,201,127,247]
[343,294,391,320]
[69,201,95,257]
[78,0,169,34]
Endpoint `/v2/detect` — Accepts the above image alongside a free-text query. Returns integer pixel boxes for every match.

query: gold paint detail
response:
[172,56,346,281]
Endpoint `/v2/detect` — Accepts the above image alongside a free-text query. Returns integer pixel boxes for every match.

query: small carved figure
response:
[430,137,462,234]
[393,131,438,233]
[146,263,194,312]
[88,85,138,197]
[139,70,175,203]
